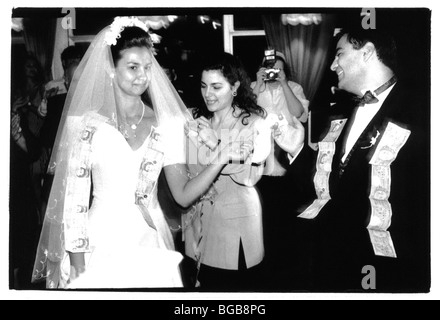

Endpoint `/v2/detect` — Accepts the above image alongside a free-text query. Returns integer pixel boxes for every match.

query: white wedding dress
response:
[65,122,183,288]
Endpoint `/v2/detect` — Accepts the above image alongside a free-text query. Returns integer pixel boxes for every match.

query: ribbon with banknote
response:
[298,119,348,219]
[63,113,104,253]
[135,127,166,231]
[367,121,411,258]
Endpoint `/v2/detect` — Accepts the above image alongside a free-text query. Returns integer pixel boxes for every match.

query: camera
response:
[264,68,280,82]
[263,49,280,82]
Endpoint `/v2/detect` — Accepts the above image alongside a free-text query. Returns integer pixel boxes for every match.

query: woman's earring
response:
[232,91,237,97]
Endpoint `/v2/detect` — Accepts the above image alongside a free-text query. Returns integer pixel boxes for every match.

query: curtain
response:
[262,14,336,108]
[51,18,70,81]
[22,17,57,83]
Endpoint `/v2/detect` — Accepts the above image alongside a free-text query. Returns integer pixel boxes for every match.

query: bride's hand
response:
[68,252,86,283]
[69,264,86,283]
[185,120,198,137]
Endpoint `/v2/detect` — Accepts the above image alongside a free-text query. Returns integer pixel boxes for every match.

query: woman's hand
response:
[38,98,48,117]
[276,69,288,86]
[45,87,59,99]
[12,96,29,113]
[218,140,254,164]
[255,67,267,86]
[37,87,58,117]
[196,117,220,150]
[273,115,304,156]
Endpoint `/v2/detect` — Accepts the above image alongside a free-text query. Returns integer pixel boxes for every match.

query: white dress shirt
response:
[341,84,395,162]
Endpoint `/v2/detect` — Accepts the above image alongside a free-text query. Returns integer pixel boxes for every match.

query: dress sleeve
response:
[221,117,264,187]
[289,81,310,123]
[63,117,99,253]
[161,120,187,167]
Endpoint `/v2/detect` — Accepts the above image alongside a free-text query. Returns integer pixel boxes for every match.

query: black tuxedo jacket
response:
[291,80,430,292]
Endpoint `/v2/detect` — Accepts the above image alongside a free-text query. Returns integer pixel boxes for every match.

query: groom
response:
[292,26,430,292]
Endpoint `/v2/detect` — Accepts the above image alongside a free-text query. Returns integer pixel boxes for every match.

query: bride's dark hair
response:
[110,26,153,65]
[193,52,266,125]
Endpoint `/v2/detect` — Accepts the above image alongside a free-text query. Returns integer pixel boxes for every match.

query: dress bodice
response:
[90,123,149,205]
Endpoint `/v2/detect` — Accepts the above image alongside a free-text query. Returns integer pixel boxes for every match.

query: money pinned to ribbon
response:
[369,122,411,166]
[298,119,347,219]
[367,122,411,258]
[135,127,165,230]
[368,229,397,258]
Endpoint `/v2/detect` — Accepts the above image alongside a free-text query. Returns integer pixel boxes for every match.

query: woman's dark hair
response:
[110,26,153,66]
[110,26,154,105]
[193,52,266,125]
[335,27,398,72]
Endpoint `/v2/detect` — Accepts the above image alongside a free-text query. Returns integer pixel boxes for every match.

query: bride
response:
[31,17,253,289]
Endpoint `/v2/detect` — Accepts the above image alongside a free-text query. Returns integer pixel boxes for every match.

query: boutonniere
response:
[361,129,381,149]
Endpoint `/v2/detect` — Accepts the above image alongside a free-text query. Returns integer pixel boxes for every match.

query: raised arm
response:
[218,121,264,186]
[278,73,305,120]
[252,68,267,98]
[164,140,254,208]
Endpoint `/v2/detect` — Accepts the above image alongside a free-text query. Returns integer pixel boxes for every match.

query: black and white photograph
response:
[3,0,437,303]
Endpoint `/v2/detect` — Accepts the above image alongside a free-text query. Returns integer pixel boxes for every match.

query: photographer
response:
[252,50,309,128]
[251,50,309,176]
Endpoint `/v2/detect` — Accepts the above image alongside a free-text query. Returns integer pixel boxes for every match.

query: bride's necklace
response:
[119,101,145,139]
[128,101,145,130]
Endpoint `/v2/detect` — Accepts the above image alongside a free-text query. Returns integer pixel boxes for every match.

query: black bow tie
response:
[357,90,378,105]
[356,75,397,106]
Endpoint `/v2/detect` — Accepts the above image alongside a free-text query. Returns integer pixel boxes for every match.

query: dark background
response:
[11,7,431,116]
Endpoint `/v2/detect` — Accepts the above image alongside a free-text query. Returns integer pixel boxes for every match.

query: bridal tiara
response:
[104,16,161,47]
